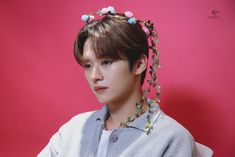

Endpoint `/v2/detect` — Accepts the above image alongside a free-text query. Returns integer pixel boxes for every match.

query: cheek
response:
[84,71,91,84]
[108,67,133,84]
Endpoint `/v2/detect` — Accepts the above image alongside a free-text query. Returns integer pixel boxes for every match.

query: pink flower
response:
[125,11,133,18]
[100,7,109,14]
[142,27,150,35]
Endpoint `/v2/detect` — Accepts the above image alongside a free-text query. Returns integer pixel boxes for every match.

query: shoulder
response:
[147,100,193,141]
[69,111,96,124]
[149,111,197,156]
[59,110,97,133]
[157,111,192,136]
[151,111,213,156]
[153,110,195,147]
[37,110,99,156]
[51,110,101,147]
[56,105,108,136]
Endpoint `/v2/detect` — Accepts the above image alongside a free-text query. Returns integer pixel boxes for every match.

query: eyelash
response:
[101,60,113,66]
[84,64,91,69]
[83,60,113,69]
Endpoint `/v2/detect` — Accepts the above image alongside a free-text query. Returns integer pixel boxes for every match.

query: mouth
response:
[94,86,108,93]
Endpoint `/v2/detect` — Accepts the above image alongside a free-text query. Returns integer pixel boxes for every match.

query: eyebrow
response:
[81,56,88,61]
[81,58,90,64]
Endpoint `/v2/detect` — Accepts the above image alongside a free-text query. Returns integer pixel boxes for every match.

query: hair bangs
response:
[88,37,121,61]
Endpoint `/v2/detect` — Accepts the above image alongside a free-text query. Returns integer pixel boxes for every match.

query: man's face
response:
[82,39,138,105]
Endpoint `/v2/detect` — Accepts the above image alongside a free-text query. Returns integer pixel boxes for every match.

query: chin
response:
[97,100,109,105]
[97,97,116,105]
[96,97,109,104]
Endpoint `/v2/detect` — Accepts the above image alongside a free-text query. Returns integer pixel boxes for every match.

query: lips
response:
[94,86,108,93]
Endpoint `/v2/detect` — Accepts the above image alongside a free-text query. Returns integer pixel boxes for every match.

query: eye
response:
[83,63,91,69]
[101,60,113,66]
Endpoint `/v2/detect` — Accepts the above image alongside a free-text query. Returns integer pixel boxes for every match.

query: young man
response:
[38,6,213,157]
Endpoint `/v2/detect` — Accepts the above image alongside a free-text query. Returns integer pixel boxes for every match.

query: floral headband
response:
[81,6,160,134]
[81,6,152,36]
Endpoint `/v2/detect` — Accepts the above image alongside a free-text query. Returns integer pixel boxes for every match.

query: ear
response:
[135,54,148,75]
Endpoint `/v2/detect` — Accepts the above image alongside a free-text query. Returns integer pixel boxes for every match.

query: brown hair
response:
[74,14,149,85]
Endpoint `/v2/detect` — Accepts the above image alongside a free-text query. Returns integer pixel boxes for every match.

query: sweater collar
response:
[128,99,161,132]
[95,105,109,123]
[95,99,161,132]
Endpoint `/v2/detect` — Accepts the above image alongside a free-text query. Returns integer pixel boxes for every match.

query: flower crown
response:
[81,6,154,36]
[80,6,160,134]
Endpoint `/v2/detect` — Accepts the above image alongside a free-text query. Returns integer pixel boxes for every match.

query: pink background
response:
[1,0,235,156]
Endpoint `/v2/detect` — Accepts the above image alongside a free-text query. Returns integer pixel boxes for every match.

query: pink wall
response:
[1,0,234,156]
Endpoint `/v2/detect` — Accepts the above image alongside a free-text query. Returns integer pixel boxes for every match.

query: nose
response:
[90,65,103,83]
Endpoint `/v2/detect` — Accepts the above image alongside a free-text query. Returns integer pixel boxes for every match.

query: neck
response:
[105,89,149,130]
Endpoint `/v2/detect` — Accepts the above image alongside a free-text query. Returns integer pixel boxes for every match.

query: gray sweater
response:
[38,101,213,157]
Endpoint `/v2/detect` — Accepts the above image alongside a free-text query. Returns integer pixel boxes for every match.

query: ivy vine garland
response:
[81,6,161,135]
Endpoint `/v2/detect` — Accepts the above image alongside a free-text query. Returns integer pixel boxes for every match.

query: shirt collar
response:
[128,99,161,132]
[94,98,161,132]
[95,105,109,123]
